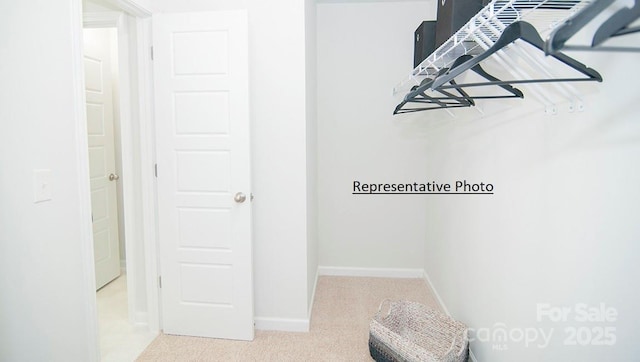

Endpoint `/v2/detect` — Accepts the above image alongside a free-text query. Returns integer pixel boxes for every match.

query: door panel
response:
[153,11,253,341]
[83,28,121,290]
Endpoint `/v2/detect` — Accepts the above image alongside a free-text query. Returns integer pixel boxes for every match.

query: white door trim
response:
[71,0,100,360]
[135,16,161,332]
[83,11,125,28]
[102,0,151,18]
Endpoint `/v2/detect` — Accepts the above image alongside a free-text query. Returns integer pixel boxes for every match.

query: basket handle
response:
[444,328,467,357]
[456,328,468,357]
[376,299,392,318]
[444,333,457,356]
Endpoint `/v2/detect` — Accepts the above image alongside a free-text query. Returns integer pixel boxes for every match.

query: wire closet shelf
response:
[393,0,595,95]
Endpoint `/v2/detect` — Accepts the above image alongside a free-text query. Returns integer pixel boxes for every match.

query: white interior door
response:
[153,11,253,340]
[83,28,121,290]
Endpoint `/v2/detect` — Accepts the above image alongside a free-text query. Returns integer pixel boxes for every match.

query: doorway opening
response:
[81,3,158,359]
[83,25,151,359]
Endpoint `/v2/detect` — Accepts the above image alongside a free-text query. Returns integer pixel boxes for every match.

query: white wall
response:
[152,0,317,327]
[248,0,310,324]
[0,1,98,361]
[420,49,640,360]
[317,0,434,270]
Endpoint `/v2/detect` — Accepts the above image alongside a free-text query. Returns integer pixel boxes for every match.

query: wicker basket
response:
[369,300,469,362]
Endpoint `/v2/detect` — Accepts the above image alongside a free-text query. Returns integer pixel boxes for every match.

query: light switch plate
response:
[34,169,52,203]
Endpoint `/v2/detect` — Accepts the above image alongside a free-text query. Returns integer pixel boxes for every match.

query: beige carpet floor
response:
[136,276,441,362]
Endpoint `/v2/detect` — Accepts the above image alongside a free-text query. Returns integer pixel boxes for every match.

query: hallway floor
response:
[97,275,157,361]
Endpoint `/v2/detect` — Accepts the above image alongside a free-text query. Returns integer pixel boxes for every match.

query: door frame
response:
[72,0,159,359]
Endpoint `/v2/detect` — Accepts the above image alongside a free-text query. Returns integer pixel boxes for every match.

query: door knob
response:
[234,192,246,203]
[109,173,120,181]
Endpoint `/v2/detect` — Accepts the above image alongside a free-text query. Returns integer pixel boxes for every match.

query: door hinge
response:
[151,46,154,60]
[158,276,162,289]
[154,163,158,178]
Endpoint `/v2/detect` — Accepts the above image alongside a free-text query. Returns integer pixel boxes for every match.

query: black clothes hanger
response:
[545,0,616,54]
[394,62,475,114]
[393,55,524,114]
[592,0,640,47]
[546,0,640,53]
[393,97,473,114]
[430,21,603,92]
[393,77,474,114]
[433,54,524,100]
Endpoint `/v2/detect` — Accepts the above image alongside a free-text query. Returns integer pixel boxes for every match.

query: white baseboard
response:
[254,268,318,333]
[132,311,148,326]
[254,317,309,332]
[422,270,450,316]
[133,321,151,333]
[318,266,425,278]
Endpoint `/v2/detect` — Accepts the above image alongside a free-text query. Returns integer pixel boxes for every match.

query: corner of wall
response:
[422,270,450,316]
[308,266,320,319]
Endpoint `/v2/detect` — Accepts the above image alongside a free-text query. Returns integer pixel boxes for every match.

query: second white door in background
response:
[84,27,121,290]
